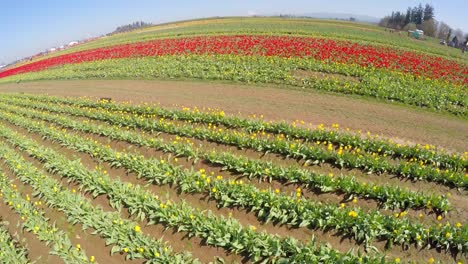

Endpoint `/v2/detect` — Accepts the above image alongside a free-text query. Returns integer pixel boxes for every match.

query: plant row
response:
[0,220,31,263]
[0,114,465,256]
[0,101,451,212]
[3,98,463,189]
[0,173,93,263]
[1,54,465,116]
[20,18,468,65]
[14,93,465,171]
[1,35,465,83]
[0,123,388,263]
[0,143,197,264]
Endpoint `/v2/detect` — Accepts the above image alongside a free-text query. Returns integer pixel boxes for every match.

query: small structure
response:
[407,29,424,39]
[68,41,79,46]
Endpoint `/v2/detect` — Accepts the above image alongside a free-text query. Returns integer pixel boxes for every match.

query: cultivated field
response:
[0,17,466,264]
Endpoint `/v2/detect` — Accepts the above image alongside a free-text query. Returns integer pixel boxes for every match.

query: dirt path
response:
[1,80,466,152]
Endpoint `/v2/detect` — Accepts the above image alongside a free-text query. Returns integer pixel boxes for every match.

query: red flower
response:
[1,35,466,84]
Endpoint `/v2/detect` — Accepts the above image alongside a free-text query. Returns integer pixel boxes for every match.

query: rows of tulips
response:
[0,124,387,263]
[0,173,93,263]
[14,94,466,171]
[4,97,463,189]
[0,102,451,213]
[0,144,196,263]
[0,113,465,256]
[1,35,466,84]
[0,220,30,263]
[8,18,465,68]
[2,55,465,115]
[34,20,468,62]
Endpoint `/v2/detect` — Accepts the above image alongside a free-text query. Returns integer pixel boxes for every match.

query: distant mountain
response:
[268,12,380,24]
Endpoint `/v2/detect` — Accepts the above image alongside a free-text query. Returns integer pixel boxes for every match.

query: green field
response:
[0,16,466,264]
[33,17,468,62]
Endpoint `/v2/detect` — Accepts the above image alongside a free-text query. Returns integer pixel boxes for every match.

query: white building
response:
[68,41,79,46]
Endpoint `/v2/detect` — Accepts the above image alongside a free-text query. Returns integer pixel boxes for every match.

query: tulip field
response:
[0,19,467,116]
[0,17,466,264]
[0,92,465,263]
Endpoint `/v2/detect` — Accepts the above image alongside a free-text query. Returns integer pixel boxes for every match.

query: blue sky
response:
[1,0,467,64]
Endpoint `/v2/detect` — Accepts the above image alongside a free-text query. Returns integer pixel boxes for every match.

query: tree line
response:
[107,21,154,36]
[379,3,467,44]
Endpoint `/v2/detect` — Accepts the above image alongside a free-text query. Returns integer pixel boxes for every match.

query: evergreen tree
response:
[413,4,424,24]
[423,4,435,21]
[411,6,418,23]
[404,7,411,25]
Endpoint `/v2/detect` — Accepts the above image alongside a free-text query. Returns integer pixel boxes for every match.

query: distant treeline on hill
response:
[379,3,436,35]
[379,3,467,45]
[107,21,153,35]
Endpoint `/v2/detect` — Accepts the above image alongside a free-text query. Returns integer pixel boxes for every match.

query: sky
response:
[1,0,467,64]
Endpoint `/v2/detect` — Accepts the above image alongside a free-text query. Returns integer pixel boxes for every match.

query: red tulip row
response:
[1,35,467,84]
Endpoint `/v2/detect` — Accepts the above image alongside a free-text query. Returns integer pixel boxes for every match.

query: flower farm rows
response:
[0,122,385,263]
[0,219,30,263]
[15,94,468,171]
[0,115,463,254]
[0,94,466,263]
[15,17,467,64]
[0,173,94,263]
[1,35,466,83]
[0,35,467,116]
[0,142,197,264]
[4,54,466,116]
[0,98,454,212]
[3,95,463,189]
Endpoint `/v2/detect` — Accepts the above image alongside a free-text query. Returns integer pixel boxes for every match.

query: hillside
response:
[0,17,467,116]
[0,16,466,264]
[9,17,468,63]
